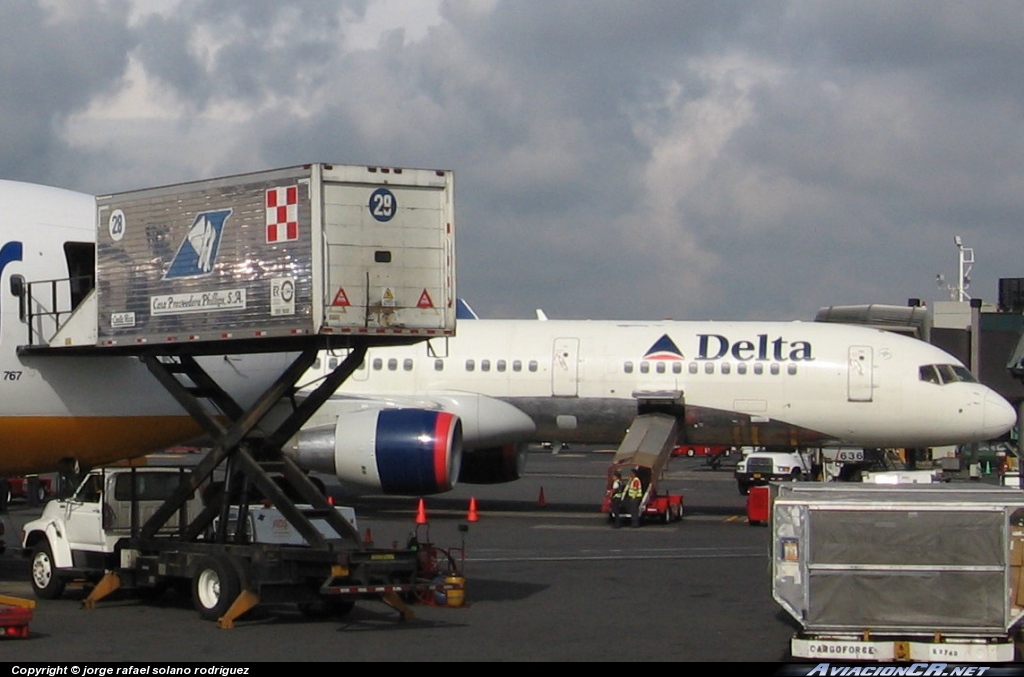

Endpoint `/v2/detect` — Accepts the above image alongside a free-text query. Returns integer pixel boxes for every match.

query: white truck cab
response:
[21,466,359,602]
[734,448,812,495]
[21,466,201,599]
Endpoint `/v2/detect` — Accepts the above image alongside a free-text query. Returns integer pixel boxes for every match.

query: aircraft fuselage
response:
[305,319,1017,450]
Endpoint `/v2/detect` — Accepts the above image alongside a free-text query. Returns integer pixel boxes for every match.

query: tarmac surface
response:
[0,449,799,662]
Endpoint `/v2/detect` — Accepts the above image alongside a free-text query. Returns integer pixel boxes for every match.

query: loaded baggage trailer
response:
[16,163,463,625]
[771,482,1024,661]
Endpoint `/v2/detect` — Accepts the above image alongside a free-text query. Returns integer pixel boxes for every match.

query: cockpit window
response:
[920,364,978,385]
[951,365,977,383]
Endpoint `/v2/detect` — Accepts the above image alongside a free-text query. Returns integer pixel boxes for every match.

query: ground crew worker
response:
[624,467,644,528]
[609,469,625,528]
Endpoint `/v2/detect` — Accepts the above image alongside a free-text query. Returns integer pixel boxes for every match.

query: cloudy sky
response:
[2,0,1022,321]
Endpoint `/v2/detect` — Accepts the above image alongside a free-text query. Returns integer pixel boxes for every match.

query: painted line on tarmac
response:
[466,549,761,563]
[526,516,743,528]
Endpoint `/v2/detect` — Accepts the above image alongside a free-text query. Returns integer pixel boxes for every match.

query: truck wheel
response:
[34,483,47,504]
[737,481,750,496]
[192,556,241,621]
[30,541,66,600]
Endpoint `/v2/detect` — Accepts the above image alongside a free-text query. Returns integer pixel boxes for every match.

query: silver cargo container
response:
[95,163,455,346]
[772,482,1024,661]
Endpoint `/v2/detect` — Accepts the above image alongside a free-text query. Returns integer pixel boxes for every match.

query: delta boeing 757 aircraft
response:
[0,180,1016,498]
[286,314,1018,494]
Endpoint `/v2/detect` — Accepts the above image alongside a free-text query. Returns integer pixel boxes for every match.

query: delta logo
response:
[643,335,685,360]
[696,334,814,361]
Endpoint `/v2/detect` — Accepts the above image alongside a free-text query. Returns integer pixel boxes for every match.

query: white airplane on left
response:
[0,180,308,477]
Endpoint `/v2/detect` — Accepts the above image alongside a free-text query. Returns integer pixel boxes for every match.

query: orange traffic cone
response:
[537,487,547,508]
[416,498,429,524]
[467,497,479,522]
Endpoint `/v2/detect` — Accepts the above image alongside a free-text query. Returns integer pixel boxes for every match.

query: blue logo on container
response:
[164,209,232,279]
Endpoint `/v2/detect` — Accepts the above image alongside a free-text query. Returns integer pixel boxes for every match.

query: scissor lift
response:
[15,163,462,623]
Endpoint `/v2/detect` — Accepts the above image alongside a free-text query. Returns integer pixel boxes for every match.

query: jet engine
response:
[284,409,463,495]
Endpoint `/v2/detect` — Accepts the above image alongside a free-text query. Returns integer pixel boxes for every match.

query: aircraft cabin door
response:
[551,337,580,397]
[847,345,873,402]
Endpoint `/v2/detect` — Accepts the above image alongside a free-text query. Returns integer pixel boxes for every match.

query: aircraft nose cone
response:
[983,392,1017,438]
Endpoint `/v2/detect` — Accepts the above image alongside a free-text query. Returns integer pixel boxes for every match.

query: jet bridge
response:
[14,164,459,619]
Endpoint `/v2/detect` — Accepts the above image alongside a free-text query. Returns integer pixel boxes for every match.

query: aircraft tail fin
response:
[456,298,479,320]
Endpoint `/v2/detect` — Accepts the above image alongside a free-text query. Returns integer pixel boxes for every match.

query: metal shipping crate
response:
[772,483,1024,661]
[94,163,455,346]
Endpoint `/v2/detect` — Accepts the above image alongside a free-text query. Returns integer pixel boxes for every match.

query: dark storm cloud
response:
[134,0,363,109]
[4,0,1023,320]
[0,0,132,185]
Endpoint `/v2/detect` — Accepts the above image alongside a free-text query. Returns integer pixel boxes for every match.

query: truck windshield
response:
[74,475,103,503]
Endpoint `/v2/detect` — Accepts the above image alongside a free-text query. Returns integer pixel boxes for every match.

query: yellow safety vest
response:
[626,476,643,499]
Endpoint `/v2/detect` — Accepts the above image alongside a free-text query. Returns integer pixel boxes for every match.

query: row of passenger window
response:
[460,359,540,372]
[318,355,797,376]
[625,360,798,376]
[320,356,541,373]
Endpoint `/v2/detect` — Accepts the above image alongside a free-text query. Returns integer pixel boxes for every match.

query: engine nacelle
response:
[459,443,528,484]
[284,409,463,495]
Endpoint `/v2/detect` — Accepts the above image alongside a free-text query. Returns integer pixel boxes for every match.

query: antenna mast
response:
[953,236,974,302]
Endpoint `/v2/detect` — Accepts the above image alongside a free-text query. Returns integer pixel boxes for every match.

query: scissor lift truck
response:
[17,163,464,625]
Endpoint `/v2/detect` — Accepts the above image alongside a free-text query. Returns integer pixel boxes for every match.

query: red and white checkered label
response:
[266,186,299,242]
